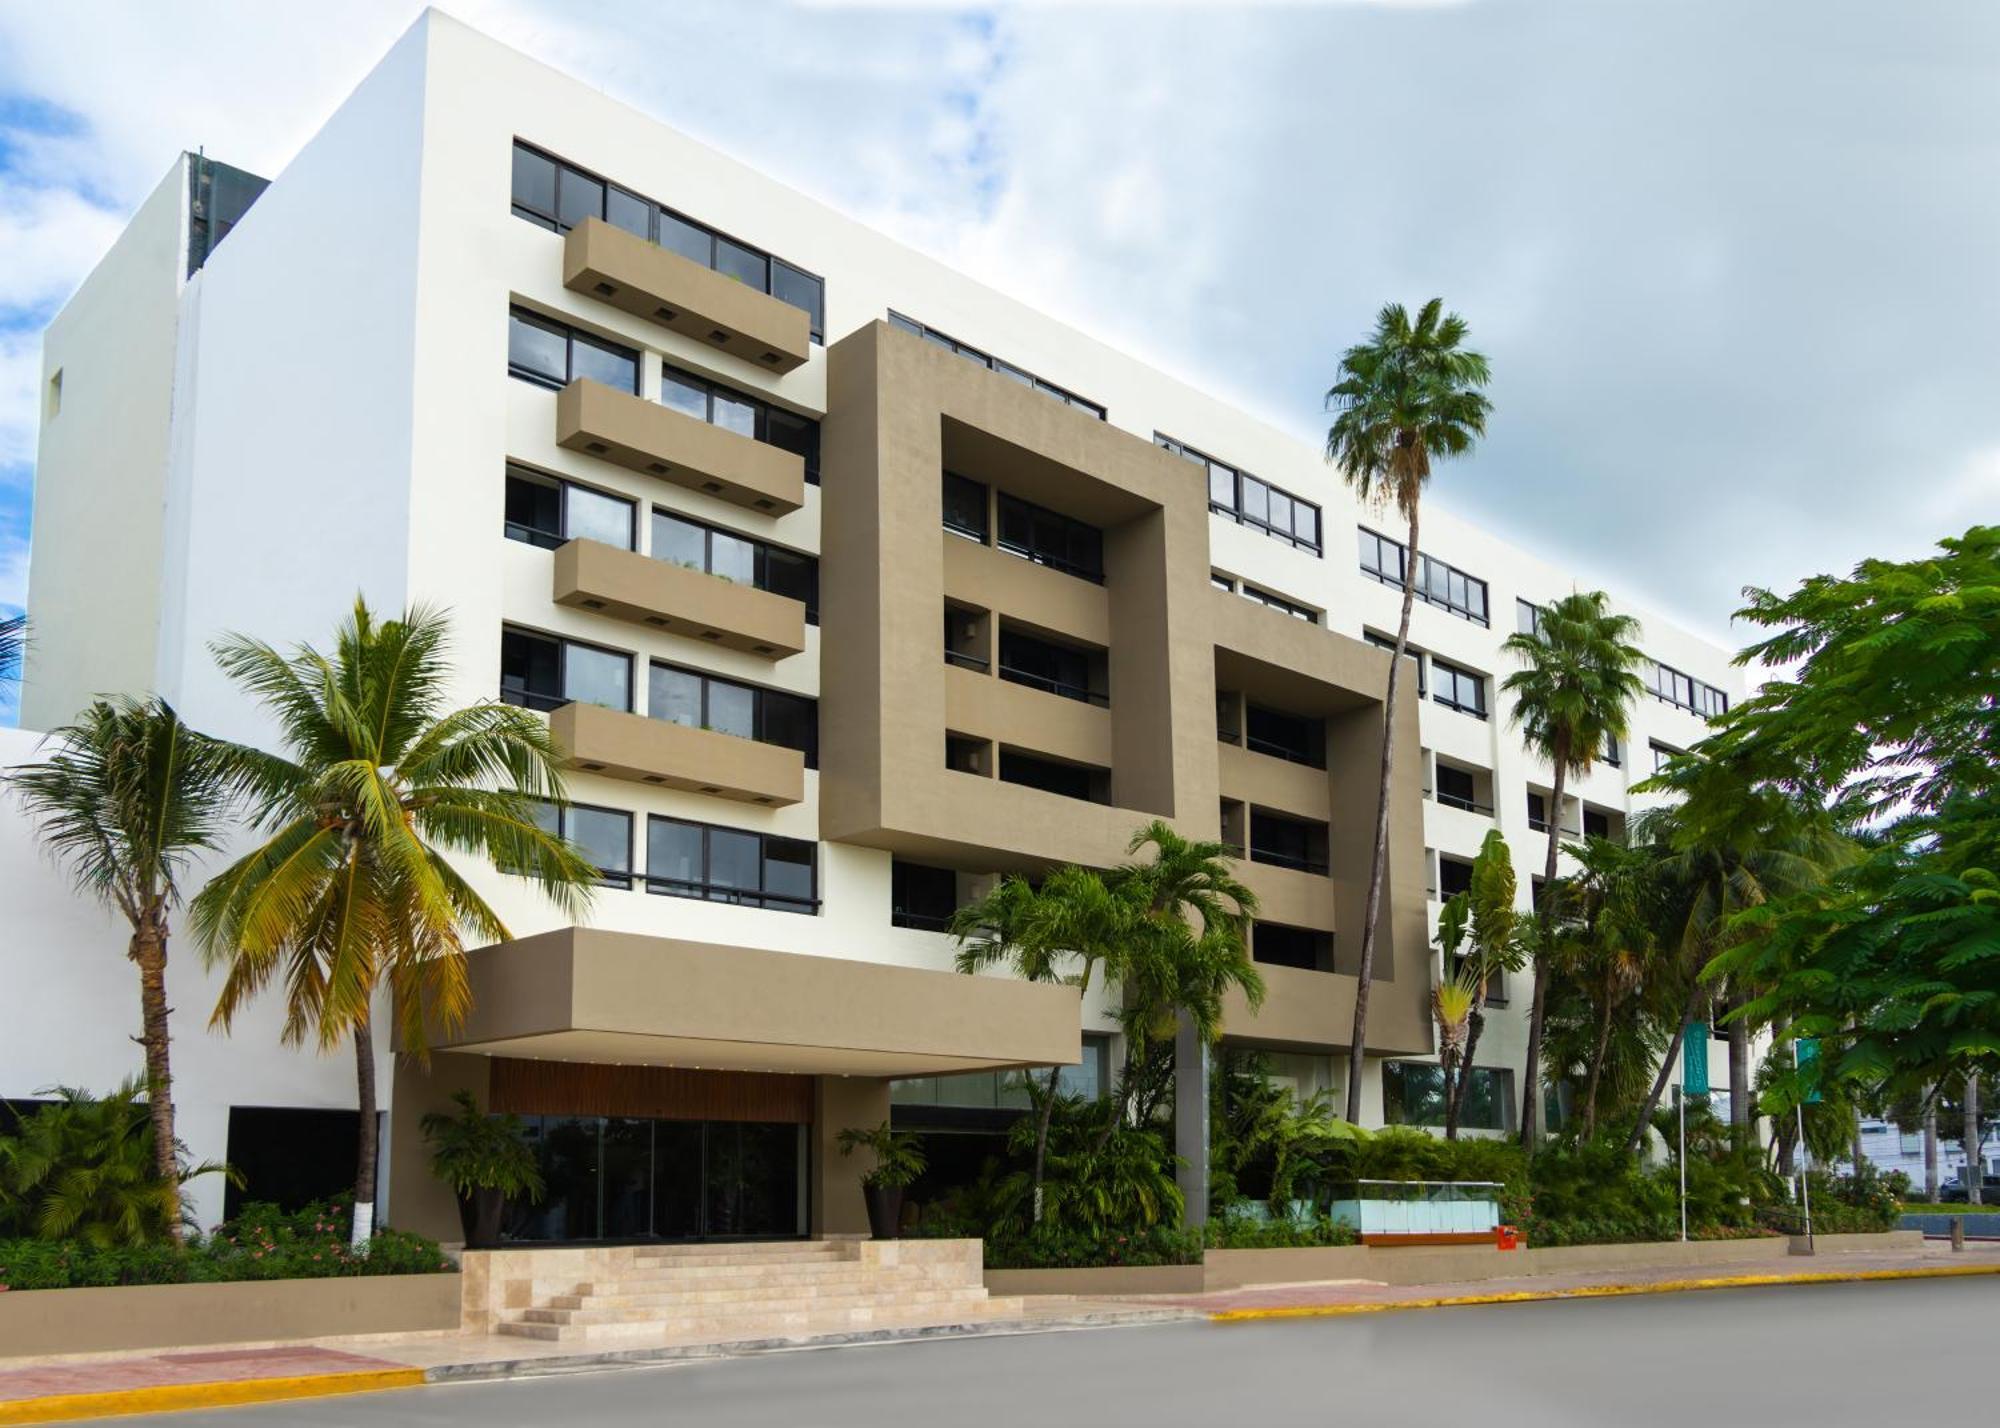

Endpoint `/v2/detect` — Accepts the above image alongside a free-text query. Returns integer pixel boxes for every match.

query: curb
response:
[1208,1262,2000,1322]
[0,1367,427,1425]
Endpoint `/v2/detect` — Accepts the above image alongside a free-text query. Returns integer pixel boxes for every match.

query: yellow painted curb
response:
[1210,1262,2000,1323]
[0,1367,427,1425]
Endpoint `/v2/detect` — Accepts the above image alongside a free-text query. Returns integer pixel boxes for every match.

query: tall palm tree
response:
[951,866,1137,1223]
[0,612,24,689]
[190,599,599,1245]
[7,698,244,1231]
[1325,298,1492,1123]
[1553,835,1668,1138]
[1440,828,1521,1139]
[1501,590,1645,1148]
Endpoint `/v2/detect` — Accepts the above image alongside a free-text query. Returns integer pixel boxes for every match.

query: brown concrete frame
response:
[563,217,812,373]
[549,700,806,806]
[553,537,808,658]
[819,320,1430,1056]
[556,378,806,515]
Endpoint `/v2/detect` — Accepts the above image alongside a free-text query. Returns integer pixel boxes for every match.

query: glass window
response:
[566,484,634,549]
[994,493,1103,582]
[567,806,632,886]
[1240,477,1269,525]
[764,408,819,484]
[649,665,703,728]
[705,680,756,739]
[507,310,568,386]
[943,472,989,541]
[709,528,757,585]
[605,186,651,238]
[763,839,815,906]
[715,236,768,290]
[1293,504,1318,548]
[657,209,711,265]
[563,642,631,711]
[504,469,563,548]
[710,390,758,440]
[570,333,638,393]
[888,313,1104,418]
[761,546,816,615]
[770,260,824,342]
[500,629,562,710]
[647,818,702,889]
[511,145,557,224]
[556,166,604,231]
[707,827,761,893]
[1208,464,1235,509]
[659,369,709,421]
[652,511,706,570]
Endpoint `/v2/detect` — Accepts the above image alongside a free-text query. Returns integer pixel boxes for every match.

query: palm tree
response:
[1437,829,1521,1139]
[1554,835,1668,1138]
[1501,590,1645,1148]
[951,866,1137,1223]
[1620,762,1854,1158]
[190,599,599,1245]
[6,698,244,1231]
[0,612,23,688]
[1325,298,1492,1123]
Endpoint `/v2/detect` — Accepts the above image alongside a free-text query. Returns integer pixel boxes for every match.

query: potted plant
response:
[836,1121,927,1239]
[421,1090,543,1248]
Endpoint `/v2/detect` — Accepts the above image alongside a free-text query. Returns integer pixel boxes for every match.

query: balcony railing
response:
[501,686,568,712]
[644,877,817,914]
[891,909,956,933]
[1245,735,1326,769]
[944,648,991,673]
[1250,847,1330,876]
[1434,791,1495,815]
[998,665,1109,707]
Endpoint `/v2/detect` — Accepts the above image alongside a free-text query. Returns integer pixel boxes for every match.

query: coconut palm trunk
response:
[1923,1088,1940,1200]
[132,903,179,1200]
[1728,1010,1752,1151]
[1518,749,1567,1148]
[1346,499,1420,1122]
[352,1016,379,1243]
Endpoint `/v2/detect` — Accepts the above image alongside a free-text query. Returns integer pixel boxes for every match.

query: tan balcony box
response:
[563,217,811,374]
[556,379,807,516]
[549,701,805,806]
[553,538,806,659]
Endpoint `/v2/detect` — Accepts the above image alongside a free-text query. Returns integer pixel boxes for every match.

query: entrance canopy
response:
[439,927,1081,1079]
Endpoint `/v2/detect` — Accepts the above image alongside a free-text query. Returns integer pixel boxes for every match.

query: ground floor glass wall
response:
[504,1115,806,1243]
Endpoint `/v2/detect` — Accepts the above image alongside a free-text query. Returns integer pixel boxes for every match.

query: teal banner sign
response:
[1683,1024,1710,1096]
[1797,1038,1823,1103]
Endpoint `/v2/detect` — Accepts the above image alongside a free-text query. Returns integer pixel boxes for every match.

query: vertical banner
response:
[1683,1023,1710,1096]
[1797,1037,1823,1103]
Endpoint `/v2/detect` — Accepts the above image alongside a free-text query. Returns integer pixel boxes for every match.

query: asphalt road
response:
[129,1277,1995,1427]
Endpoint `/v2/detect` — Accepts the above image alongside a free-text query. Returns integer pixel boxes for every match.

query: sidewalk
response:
[0,1346,425,1425]
[1131,1241,2000,1320]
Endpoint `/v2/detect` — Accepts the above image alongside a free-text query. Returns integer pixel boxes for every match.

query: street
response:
[125,1277,1994,1427]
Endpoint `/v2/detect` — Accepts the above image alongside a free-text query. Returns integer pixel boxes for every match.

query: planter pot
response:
[456,1187,508,1249]
[863,1184,904,1240]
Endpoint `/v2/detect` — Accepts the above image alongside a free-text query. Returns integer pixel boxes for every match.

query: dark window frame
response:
[644,814,819,913]
[1356,527,1490,626]
[649,508,819,624]
[660,363,820,485]
[507,306,640,393]
[890,860,960,932]
[1244,703,1325,768]
[1238,582,1318,624]
[1432,761,1489,815]
[942,471,990,543]
[648,660,818,768]
[1647,658,1730,718]
[887,311,1105,419]
[1363,629,1427,694]
[499,626,633,714]
[511,140,825,342]
[1430,658,1488,720]
[996,627,1107,707]
[997,749,1109,804]
[504,464,636,551]
[1248,808,1331,876]
[995,492,1105,584]
[526,799,635,890]
[1384,1060,1514,1133]
[1156,435,1322,555]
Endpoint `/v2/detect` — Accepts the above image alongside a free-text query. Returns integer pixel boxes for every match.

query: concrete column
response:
[1175,1015,1209,1228]
[385,1052,491,1243]
[813,1076,891,1236]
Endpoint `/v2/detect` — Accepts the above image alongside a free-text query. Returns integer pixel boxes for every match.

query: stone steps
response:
[487,1239,998,1346]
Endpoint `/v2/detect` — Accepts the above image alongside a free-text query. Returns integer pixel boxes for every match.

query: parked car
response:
[1938,1174,2000,1203]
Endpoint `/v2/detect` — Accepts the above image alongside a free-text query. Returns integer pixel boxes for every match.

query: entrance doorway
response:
[503,1115,806,1243]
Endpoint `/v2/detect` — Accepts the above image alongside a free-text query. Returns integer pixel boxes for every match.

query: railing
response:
[995,538,1105,585]
[944,648,990,672]
[500,687,568,713]
[891,909,955,932]
[505,522,565,550]
[1434,791,1494,815]
[1245,735,1326,769]
[644,877,818,914]
[943,515,987,543]
[998,665,1109,707]
[1250,847,1330,876]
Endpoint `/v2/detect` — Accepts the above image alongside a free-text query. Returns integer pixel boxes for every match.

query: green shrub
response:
[1203,1212,1358,1250]
[980,1224,1203,1269]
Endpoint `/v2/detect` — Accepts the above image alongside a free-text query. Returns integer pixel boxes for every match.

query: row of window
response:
[1357,528,1491,626]
[1216,696,1326,769]
[942,472,1106,584]
[503,468,818,620]
[511,141,825,342]
[1383,1061,1514,1134]
[1156,436,1323,555]
[1210,572,1318,624]
[1434,764,1620,838]
[535,803,817,912]
[887,312,1104,418]
[1648,660,1730,718]
[1359,631,1488,719]
[508,309,821,482]
[498,628,818,766]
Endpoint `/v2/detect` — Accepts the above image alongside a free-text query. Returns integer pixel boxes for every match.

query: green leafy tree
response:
[191,600,599,1244]
[0,1082,230,1246]
[7,698,245,1231]
[1431,829,1522,1139]
[1501,591,1646,1148]
[1324,298,1492,1123]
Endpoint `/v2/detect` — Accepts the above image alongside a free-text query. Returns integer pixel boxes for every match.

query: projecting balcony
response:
[563,217,811,374]
[552,538,807,660]
[549,701,805,806]
[556,379,807,516]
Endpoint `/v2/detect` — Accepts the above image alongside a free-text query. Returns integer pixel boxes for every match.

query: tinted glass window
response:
[763,839,814,904]
[566,485,634,549]
[770,261,824,340]
[715,236,768,290]
[707,827,761,891]
[1208,465,1235,508]
[564,643,631,711]
[504,470,562,547]
[657,210,711,264]
[705,681,755,739]
[647,818,702,886]
[500,629,561,707]
[557,167,604,231]
[652,511,706,569]
[507,311,568,385]
[761,546,816,612]
[660,369,709,420]
[760,691,816,765]
[571,333,638,393]
[649,665,703,727]
[568,806,631,879]
[709,529,757,585]
[943,472,989,540]
[763,408,819,481]
[711,390,757,439]
[605,186,651,238]
[511,146,557,221]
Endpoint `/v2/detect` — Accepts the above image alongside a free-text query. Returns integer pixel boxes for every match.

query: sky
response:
[2,0,1996,723]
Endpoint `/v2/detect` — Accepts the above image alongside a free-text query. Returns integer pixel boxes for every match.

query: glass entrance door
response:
[504,1115,806,1244]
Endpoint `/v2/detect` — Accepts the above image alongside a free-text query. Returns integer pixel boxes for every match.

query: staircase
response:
[481,1238,1017,1345]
